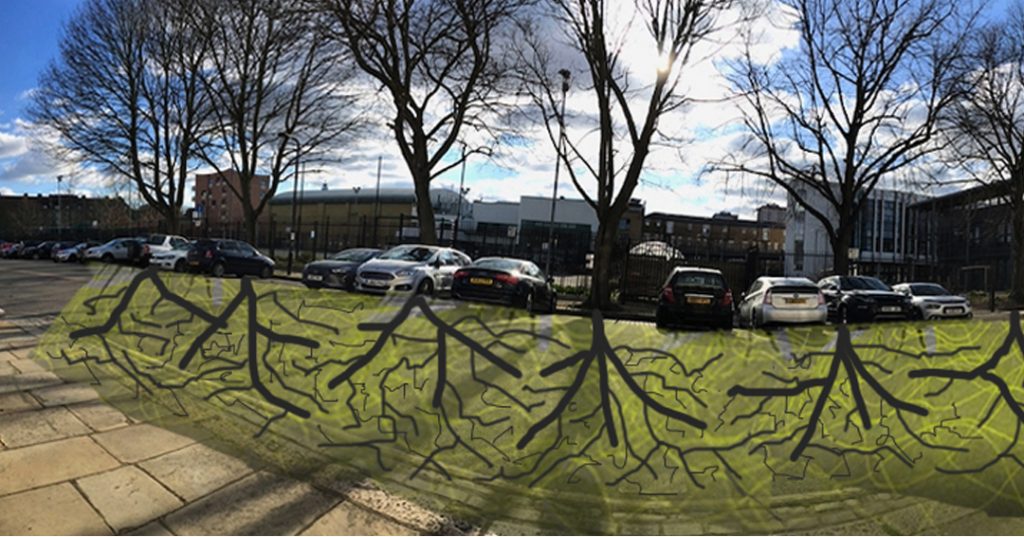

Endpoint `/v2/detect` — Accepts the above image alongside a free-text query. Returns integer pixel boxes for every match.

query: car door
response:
[217,241,244,273]
[239,242,265,275]
[111,240,129,260]
[819,278,841,313]
[435,251,459,291]
[526,262,552,305]
[740,280,763,323]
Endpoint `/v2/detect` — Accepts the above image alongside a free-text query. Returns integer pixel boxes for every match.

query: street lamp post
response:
[352,186,362,246]
[56,175,63,241]
[373,156,382,246]
[278,133,301,275]
[545,69,571,277]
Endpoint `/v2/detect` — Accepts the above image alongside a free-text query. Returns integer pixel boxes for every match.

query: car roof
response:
[670,266,724,275]
[759,277,816,286]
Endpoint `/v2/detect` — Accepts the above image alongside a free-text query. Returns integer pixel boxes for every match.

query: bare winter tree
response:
[721,0,976,276]
[30,0,213,231]
[942,2,1024,303]
[196,0,360,243]
[320,0,528,245]
[521,0,738,310]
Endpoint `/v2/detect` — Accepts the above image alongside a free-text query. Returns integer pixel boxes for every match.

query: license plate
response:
[947,307,963,314]
[307,274,323,281]
[189,261,199,266]
[363,280,386,288]
[686,296,712,305]
[784,298,807,304]
[881,306,901,313]
[470,277,493,286]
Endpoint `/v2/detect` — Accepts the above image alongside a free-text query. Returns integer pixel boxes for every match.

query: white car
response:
[892,282,973,320]
[54,241,98,263]
[143,234,190,255]
[84,238,145,263]
[150,242,193,272]
[355,244,471,295]
[737,276,827,327]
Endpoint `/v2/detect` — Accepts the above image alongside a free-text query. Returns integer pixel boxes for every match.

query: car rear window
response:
[671,272,725,288]
[473,258,523,271]
[147,234,167,245]
[771,285,819,294]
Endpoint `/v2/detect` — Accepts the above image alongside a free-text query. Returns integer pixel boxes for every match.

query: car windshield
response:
[378,245,436,262]
[330,249,377,262]
[910,283,949,296]
[473,259,523,272]
[146,235,166,245]
[840,276,890,291]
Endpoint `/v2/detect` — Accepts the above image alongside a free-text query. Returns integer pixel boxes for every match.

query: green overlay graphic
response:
[33,266,1024,533]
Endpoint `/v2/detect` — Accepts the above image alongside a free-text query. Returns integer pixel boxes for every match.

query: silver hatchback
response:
[737,277,827,328]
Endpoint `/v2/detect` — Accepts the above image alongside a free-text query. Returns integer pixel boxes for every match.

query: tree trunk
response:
[831,218,854,276]
[245,212,258,246]
[589,221,617,311]
[414,178,437,245]
[1010,203,1024,305]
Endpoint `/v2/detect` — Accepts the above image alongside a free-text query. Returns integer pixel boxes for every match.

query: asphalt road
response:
[0,259,95,319]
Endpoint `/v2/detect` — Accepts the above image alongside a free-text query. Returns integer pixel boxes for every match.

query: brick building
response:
[642,210,785,261]
[0,193,133,238]
[193,170,270,227]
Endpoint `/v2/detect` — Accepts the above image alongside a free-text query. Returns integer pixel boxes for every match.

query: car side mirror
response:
[738,292,746,302]
[432,258,442,268]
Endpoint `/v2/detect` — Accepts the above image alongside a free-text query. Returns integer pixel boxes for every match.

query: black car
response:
[20,240,54,260]
[655,267,733,330]
[302,248,382,290]
[817,275,912,323]
[451,257,557,312]
[186,239,274,278]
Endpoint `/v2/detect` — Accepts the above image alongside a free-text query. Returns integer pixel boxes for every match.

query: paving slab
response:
[0,360,16,376]
[0,371,63,394]
[0,391,41,414]
[30,382,101,407]
[8,358,47,374]
[0,405,92,448]
[139,442,254,502]
[92,422,195,463]
[77,465,184,533]
[164,471,338,536]
[0,482,112,536]
[0,349,19,363]
[125,520,175,536]
[68,401,132,432]
[301,500,417,536]
[0,436,121,495]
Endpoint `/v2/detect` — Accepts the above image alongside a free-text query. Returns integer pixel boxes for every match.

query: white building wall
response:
[518,196,599,232]
[469,201,519,228]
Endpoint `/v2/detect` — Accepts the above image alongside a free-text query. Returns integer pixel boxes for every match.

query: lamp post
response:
[545,69,571,277]
[56,175,63,241]
[352,186,362,246]
[278,132,301,275]
[373,156,382,246]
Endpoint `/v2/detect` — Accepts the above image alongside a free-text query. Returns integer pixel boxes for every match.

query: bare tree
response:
[941,2,1024,302]
[195,0,360,244]
[321,0,526,244]
[721,0,976,276]
[29,0,213,231]
[521,0,737,310]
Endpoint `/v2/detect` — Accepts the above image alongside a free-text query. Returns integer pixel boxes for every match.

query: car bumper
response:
[304,272,353,289]
[452,285,519,306]
[355,274,415,294]
[762,305,827,325]
[921,305,972,319]
[151,258,177,270]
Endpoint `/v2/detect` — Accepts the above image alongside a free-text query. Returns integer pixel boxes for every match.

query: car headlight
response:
[923,301,942,309]
[395,269,415,277]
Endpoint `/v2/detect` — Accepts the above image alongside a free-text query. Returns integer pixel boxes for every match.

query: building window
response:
[794,239,804,271]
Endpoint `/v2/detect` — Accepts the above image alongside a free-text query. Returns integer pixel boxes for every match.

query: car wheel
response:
[211,262,226,278]
[416,278,434,296]
[655,308,670,330]
[909,307,923,321]
[260,266,272,279]
[524,290,535,313]
[101,253,113,263]
[549,293,558,313]
[839,304,849,324]
[70,255,78,263]
[174,259,186,273]
[720,318,733,331]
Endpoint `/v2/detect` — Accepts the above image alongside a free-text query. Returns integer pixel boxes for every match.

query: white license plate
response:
[363,280,387,288]
[307,274,323,281]
[947,307,963,314]
[881,306,901,313]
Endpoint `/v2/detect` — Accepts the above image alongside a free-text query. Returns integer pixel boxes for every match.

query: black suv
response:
[655,267,733,330]
[817,275,912,323]
[186,239,274,278]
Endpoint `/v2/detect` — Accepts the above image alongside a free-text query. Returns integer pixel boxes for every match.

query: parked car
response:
[451,257,557,312]
[84,238,148,264]
[354,244,471,295]
[1,240,27,258]
[150,241,194,272]
[892,282,972,320]
[53,241,99,263]
[655,267,733,330]
[737,277,826,328]
[185,239,274,278]
[302,248,382,290]
[20,240,55,260]
[143,234,190,256]
[48,241,81,261]
[817,275,912,323]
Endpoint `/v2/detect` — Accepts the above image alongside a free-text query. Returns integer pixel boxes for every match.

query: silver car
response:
[892,282,972,320]
[355,244,471,295]
[737,276,827,327]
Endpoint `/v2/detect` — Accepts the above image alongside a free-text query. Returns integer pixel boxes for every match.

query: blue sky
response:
[0,0,1010,218]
